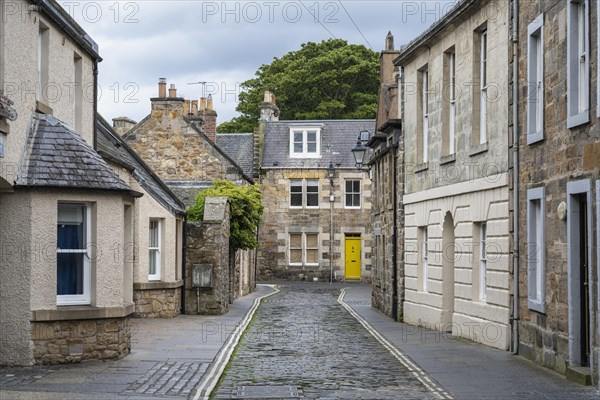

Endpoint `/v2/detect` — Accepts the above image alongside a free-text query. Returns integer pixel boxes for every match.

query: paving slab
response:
[342,284,600,400]
[0,285,275,400]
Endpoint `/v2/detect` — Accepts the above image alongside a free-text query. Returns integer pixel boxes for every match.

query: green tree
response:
[217,39,380,133]
[187,181,264,250]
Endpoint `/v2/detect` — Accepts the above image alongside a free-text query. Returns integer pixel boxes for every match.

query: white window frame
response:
[422,227,429,292]
[289,127,321,158]
[479,29,488,144]
[527,187,545,313]
[597,0,600,118]
[527,15,544,144]
[288,232,319,266]
[422,69,429,162]
[479,223,487,302]
[449,51,456,155]
[344,179,361,209]
[57,203,91,306]
[148,219,161,281]
[567,0,590,128]
[289,179,319,209]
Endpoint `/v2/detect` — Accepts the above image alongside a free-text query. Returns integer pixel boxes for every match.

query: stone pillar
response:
[184,197,231,315]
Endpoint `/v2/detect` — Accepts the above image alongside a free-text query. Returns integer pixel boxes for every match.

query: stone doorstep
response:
[565,366,593,386]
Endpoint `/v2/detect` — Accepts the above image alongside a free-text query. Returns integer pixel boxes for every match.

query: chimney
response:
[385,31,394,51]
[158,78,167,98]
[151,78,184,114]
[198,94,217,143]
[168,84,177,98]
[191,100,198,116]
[259,90,280,122]
[112,116,137,136]
[183,100,190,116]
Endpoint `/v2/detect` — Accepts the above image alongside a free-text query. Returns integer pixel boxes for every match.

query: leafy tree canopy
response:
[217,39,380,133]
[187,181,264,250]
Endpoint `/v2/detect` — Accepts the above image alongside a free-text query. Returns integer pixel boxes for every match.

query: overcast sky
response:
[58,0,457,126]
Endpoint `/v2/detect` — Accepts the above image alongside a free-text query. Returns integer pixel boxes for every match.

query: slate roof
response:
[216,133,254,177]
[96,115,186,215]
[261,120,375,169]
[16,113,138,194]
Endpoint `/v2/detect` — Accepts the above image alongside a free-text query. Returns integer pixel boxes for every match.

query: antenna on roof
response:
[187,81,207,98]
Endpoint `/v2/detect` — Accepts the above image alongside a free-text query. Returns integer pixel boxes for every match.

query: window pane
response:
[290,250,302,263]
[149,220,159,248]
[306,193,319,207]
[57,205,85,249]
[346,180,352,192]
[353,180,360,192]
[307,143,317,153]
[306,233,318,248]
[149,249,158,275]
[294,132,303,142]
[290,181,302,192]
[290,194,303,207]
[353,194,361,207]
[57,253,84,295]
[306,131,317,142]
[346,194,352,206]
[306,181,318,192]
[294,143,303,153]
[306,249,318,264]
[290,234,302,248]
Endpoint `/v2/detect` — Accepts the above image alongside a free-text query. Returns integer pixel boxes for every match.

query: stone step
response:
[565,365,592,386]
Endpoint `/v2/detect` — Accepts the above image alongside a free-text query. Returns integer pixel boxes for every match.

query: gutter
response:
[93,60,98,150]
[511,0,520,355]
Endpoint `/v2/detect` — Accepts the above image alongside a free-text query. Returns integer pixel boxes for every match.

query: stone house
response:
[0,0,138,365]
[257,95,374,281]
[96,116,186,319]
[369,33,403,320]
[395,0,513,350]
[123,79,254,207]
[123,82,256,311]
[516,0,600,385]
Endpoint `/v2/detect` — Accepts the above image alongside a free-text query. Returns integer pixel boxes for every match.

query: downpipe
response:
[511,0,520,355]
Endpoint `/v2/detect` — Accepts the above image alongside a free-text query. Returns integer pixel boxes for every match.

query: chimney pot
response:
[200,97,207,111]
[168,84,177,98]
[385,31,394,51]
[183,100,190,116]
[191,100,198,116]
[207,94,213,111]
[158,78,167,98]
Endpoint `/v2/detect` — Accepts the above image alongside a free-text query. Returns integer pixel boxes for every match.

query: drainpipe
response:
[181,219,187,313]
[92,59,98,149]
[391,67,403,321]
[511,0,520,355]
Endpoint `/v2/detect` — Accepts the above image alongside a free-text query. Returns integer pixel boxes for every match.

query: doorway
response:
[441,212,455,331]
[567,180,592,367]
[344,234,361,280]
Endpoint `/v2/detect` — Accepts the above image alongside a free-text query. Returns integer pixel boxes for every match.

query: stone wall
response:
[517,0,600,380]
[257,169,373,282]
[123,99,244,185]
[184,197,231,315]
[31,317,131,365]
[133,286,182,318]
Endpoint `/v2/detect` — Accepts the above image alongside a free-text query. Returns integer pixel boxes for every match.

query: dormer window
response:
[290,127,321,158]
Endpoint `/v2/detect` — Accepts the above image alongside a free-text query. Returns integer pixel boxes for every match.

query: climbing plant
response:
[187,180,264,250]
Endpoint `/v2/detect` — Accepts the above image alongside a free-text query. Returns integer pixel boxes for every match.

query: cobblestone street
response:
[212,284,444,399]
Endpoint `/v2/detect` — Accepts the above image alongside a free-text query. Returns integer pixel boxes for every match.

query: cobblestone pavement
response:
[212,283,442,399]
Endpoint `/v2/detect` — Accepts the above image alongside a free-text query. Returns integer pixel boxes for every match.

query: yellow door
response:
[344,237,361,279]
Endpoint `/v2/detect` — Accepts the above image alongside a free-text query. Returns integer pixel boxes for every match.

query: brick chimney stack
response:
[259,90,280,122]
[158,78,167,97]
[199,94,217,143]
[191,100,198,116]
[385,31,394,51]
[151,78,184,114]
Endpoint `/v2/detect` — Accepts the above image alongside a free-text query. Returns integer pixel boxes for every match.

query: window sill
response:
[134,280,183,290]
[567,111,590,129]
[527,130,544,145]
[440,153,456,165]
[414,162,429,173]
[469,142,488,157]
[528,299,546,314]
[32,303,135,322]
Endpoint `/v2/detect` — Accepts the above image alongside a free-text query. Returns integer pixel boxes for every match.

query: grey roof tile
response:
[16,113,136,194]
[216,133,254,177]
[96,115,186,215]
[261,120,375,169]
